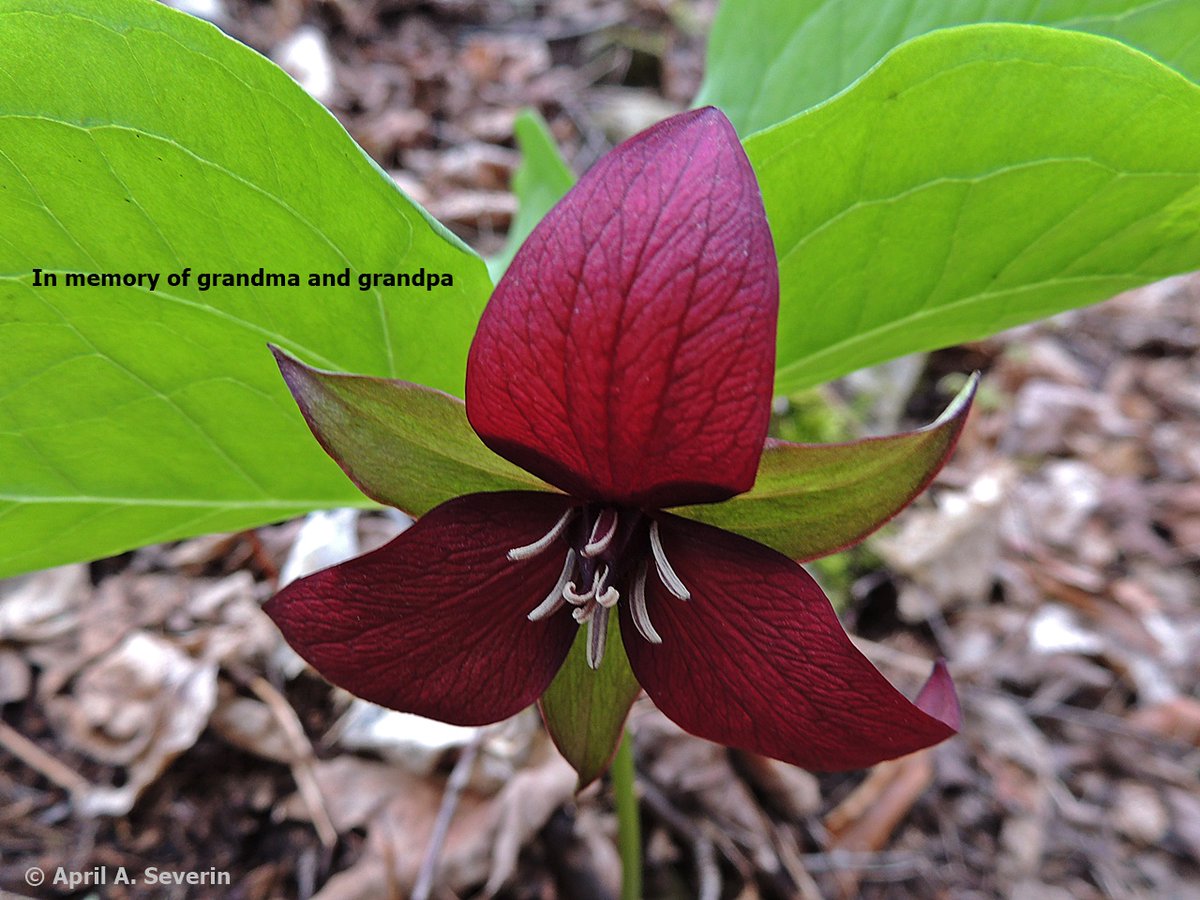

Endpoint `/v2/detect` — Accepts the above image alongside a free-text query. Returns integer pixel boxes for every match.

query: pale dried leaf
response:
[209,694,295,764]
[877,461,1016,605]
[0,565,88,643]
[48,632,218,816]
[0,648,31,704]
[1110,782,1169,846]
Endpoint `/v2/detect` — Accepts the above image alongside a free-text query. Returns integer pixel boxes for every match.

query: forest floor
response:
[2,1,1199,897]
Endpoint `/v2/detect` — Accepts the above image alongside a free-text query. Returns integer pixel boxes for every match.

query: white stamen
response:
[630,561,662,644]
[582,509,619,558]
[596,585,619,608]
[507,508,575,561]
[567,565,605,606]
[586,606,609,669]
[527,549,576,622]
[564,580,593,605]
[572,605,592,624]
[650,521,690,600]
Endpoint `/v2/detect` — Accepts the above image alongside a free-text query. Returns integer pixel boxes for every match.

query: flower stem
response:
[612,731,642,900]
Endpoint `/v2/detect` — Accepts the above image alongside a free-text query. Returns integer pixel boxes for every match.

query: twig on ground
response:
[770,822,823,900]
[639,778,752,885]
[694,831,720,900]
[412,726,485,900]
[244,673,338,848]
[0,719,90,796]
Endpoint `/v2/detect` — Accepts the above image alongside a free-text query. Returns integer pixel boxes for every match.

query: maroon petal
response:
[621,515,957,770]
[264,492,578,726]
[466,107,778,508]
[915,659,962,731]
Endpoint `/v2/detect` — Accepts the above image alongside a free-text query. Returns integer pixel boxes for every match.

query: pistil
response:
[512,507,689,669]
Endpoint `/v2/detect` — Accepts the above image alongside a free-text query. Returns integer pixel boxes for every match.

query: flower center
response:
[507,505,689,669]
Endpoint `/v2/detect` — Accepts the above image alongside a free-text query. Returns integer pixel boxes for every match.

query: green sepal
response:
[539,607,641,790]
[271,348,549,516]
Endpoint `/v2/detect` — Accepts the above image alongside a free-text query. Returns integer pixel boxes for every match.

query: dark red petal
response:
[264,492,578,726]
[466,107,778,508]
[621,515,958,770]
[915,659,961,731]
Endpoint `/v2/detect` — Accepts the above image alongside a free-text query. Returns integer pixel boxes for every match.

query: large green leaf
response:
[700,0,1200,135]
[486,109,575,282]
[748,25,1200,393]
[0,0,492,577]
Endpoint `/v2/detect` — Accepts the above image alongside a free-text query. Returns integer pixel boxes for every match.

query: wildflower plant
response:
[4,0,1200,893]
[265,109,969,783]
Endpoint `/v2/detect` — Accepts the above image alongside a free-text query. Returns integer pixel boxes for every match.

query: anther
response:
[630,561,662,644]
[650,521,690,600]
[596,585,619,608]
[564,580,593,605]
[582,508,619,558]
[507,508,575,561]
[527,549,576,622]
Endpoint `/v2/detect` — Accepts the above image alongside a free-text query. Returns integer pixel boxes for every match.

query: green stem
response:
[612,731,642,900]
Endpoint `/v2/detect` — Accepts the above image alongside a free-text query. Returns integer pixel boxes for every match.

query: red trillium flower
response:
[266,108,964,776]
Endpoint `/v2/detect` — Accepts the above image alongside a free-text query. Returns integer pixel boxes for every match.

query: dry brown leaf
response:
[634,707,781,877]
[158,531,240,572]
[46,631,218,816]
[877,460,1015,606]
[821,753,934,898]
[1024,563,1161,656]
[426,190,516,227]
[292,733,575,898]
[636,708,771,842]
[588,87,683,142]
[210,694,295,764]
[1110,781,1170,846]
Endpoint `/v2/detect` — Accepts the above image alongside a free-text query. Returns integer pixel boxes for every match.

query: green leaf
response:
[747,25,1200,394]
[272,348,548,514]
[0,0,492,577]
[487,109,575,282]
[677,375,977,560]
[540,607,641,789]
[700,0,1200,135]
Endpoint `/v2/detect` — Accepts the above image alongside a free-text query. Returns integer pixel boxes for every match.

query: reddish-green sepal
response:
[271,346,549,515]
[676,373,978,560]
